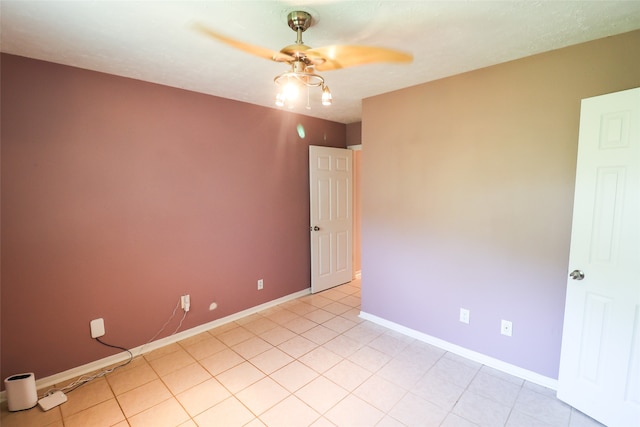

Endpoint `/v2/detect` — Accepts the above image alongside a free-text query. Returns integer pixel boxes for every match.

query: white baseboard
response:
[359,311,558,390]
[1,288,310,402]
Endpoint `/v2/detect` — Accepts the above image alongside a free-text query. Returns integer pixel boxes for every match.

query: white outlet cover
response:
[459,308,470,324]
[90,318,105,338]
[501,320,513,336]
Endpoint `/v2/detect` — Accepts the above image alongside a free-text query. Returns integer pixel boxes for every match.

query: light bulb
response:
[283,82,299,100]
[322,86,332,106]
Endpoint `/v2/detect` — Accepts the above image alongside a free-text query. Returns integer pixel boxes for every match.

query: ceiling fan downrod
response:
[287,11,312,45]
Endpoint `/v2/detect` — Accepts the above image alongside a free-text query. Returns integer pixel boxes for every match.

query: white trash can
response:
[4,373,38,411]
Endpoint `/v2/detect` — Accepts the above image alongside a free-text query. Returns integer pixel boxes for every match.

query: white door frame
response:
[309,146,353,293]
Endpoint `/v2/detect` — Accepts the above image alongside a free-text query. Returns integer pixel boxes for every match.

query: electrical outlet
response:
[501,320,513,337]
[181,295,190,312]
[459,308,470,324]
[257,279,264,290]
[90,318,105,338]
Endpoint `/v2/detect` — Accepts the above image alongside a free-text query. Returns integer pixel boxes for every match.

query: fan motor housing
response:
[287,11,312,32]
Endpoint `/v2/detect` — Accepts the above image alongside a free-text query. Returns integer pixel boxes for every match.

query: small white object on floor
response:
[38,391,67,411]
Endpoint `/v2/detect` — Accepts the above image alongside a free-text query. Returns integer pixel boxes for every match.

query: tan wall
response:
[360,30,640,378]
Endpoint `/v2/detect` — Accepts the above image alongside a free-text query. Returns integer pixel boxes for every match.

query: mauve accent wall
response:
[1,54,345,381]
[361,30,640,379]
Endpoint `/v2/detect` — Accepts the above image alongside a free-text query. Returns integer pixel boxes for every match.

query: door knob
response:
[313,226,320,231]
[569,270,585,280]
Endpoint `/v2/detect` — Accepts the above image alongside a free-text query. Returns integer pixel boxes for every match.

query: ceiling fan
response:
[194,10,413,107]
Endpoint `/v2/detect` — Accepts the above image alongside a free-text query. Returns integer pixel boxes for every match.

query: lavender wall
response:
[361,30,640,379]
[1,54,346,381]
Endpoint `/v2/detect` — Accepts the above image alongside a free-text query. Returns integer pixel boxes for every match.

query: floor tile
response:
[193,396,256,427]
[199,347,244,376]
[260,395,320,427]
[322,334,362,358]
[321,315,357,333]
[302,324,340,345]
[144,343,183,361]
[298,346,343,373]
[249,346,295,374]
[479,364,524,386]
[63,398,125,427]
[1,402,63,427]
[216,325,255,347]
[506,409,553,427]
[412,370,465,411]
[452,390,512,426]
[340,308,364,324]
[310,416,338,427]
[106,359,159,395]
[270,360,319,392]
[117,378,172,418]
[441,412,482,427]
[216,361,266,394]
[231,336,273,359]
[260,325,297,346]
[467,370,521,407]
[278,335,318,358]
[322,301,352,315]
[430,355,480,389]
[367,331,412,356]
[128,397,189,427]
[348,345,392,372]
[295,376,349,414]
[569,409,606,427]
[377,357,429,389]
[376,415,407,427]
[389,392,448,426]
[181,335,226,360]
[286,301,318,316]
[243,317,279,335]
[147,348,196,377]
[324,359,372,391]
[304,308,336,324]
[176,378,231,417]
[284,315,320,334]
[302,294,333,308]
[353,374,407,412]
[513,387,572,426]
[236,377,291,415]
[59,376,114,418]
[264,308,300,325]
[161,362,211,395]
[325,394,385,427]
[342,322,386,345]
[395,340,445,366]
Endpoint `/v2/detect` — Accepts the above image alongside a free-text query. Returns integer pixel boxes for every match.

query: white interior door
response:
[309,146,353,293]
[557,87,640,427]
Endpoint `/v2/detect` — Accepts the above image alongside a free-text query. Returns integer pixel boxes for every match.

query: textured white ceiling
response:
[2,1,639,124]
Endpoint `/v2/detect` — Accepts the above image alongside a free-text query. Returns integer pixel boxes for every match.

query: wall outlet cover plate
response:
[90,318,105,338]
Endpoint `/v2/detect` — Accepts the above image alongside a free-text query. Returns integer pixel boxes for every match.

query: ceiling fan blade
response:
[306,45,413,71]
[193,23,294,63]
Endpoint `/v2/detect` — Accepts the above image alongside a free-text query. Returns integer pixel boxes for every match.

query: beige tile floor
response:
[1,279,605,427]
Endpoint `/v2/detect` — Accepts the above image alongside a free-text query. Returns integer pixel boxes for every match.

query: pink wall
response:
[361,30,640,379]
[1,54,346,381]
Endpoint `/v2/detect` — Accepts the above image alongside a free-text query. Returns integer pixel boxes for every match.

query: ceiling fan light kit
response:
[195,10,412,110]
[273,11,331,109]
